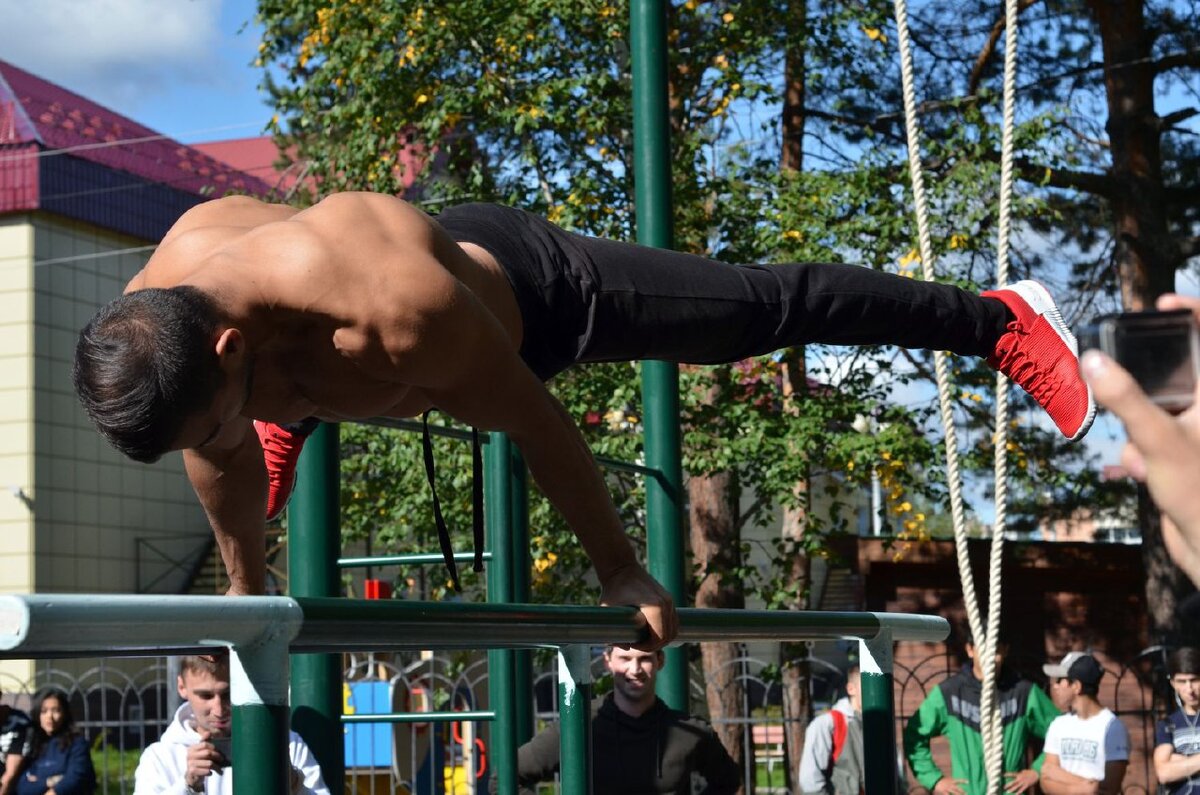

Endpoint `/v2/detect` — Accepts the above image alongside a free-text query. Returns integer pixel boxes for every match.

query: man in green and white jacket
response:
[904,630,1059,795]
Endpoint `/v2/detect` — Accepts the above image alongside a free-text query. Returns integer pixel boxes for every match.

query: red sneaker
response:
[254,421,306,521]
[981,280,1096,441]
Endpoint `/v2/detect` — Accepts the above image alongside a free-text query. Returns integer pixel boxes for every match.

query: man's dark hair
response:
[1169,647,1200,677]
[74,287,222,463]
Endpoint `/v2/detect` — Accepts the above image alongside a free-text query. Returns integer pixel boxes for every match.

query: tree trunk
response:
[779,1,814,789]
[689,460,749,795]
[1089,0,1194,641]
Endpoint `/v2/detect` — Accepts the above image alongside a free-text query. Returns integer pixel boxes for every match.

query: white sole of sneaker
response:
[1005,280,1097,441]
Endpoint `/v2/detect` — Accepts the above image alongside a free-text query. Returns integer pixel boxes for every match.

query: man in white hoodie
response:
[133,654,329,794]
[799,665,864,795]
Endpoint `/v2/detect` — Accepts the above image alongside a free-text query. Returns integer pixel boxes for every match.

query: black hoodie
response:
[496,693,740,794]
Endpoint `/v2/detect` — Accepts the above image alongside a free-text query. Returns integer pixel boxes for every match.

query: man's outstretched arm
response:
[183,417,268,595]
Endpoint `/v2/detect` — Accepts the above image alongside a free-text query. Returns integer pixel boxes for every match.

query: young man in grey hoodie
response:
[133,654,328,795]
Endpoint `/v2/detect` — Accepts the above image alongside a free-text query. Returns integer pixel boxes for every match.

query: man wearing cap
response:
[1154,647,1200,795]
[1039,652,1129,795]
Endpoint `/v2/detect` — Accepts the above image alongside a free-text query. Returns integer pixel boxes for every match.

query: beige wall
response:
[28,213,212,594]
[0,213,213,680]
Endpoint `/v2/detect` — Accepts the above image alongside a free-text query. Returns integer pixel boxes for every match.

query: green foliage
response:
[255,0,1168,607]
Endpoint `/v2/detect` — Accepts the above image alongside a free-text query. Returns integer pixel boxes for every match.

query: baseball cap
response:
[1066,654,1104,686]
[1043,651,1088,679]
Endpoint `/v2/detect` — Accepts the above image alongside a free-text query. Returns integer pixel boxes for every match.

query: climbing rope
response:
[889,0,1021,791]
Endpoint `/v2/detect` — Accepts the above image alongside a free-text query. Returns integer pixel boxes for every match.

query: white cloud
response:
[0,0,227,115]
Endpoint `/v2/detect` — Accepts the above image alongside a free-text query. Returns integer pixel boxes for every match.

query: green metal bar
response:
[860,630,899,795]
[341,710,494,724]
[632,0,688,712]
[486,433,518,795]
[338,551,492,569]
[0,597,948,655]
[558,645,593,795]
[288,422,345,789]
[230,630,302,795]
[364,416,486,443]
[233,702,289,794]
[508,448,534,744]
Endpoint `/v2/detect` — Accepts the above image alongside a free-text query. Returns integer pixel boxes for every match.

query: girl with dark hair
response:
[15,690,95,795]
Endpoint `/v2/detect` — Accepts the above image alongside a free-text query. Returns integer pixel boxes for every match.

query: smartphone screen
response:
[1098,310,1199,412]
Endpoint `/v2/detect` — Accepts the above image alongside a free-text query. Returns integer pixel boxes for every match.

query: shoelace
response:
[421,410,484,593]
[996,326,1062,403]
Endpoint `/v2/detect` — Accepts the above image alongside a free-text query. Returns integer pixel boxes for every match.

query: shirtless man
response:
[74,192,1095,649]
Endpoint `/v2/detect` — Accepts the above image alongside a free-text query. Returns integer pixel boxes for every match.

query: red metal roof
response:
[0,58,272,205]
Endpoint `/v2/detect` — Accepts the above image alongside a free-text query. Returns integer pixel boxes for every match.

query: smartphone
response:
[1077,309,1200,412]
[210,735,233,767]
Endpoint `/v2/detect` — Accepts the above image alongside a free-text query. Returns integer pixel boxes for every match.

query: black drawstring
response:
[421,411,485,593]
[422,410,460,592]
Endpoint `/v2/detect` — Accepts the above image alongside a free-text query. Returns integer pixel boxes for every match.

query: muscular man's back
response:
[128,193,523,424]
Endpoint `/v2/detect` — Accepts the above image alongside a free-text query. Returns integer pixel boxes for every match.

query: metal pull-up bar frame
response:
[0,594,945,795]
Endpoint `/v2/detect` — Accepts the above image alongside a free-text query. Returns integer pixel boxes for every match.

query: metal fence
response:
[1,643,1170,794]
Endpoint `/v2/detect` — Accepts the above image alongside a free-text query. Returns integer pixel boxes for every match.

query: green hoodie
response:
[903,667,1059,795]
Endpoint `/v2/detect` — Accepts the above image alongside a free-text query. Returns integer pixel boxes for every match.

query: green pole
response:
[859,631,898,795]
[289,422,344,788]
[231,645,292,795]
[508,449,534,742]
[557,645,593,795]
[487,433,518,795]
[631,0,688,710]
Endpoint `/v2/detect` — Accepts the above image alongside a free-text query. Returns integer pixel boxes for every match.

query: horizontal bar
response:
[341,710,494,724]
[338,552,493,569]
[592,454,661,478]
[0,595,303,656]
[0,595,948,658]
[361,417,483,443]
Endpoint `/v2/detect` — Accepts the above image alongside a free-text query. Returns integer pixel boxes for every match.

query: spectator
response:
[1043,652,1088,713]
[495,645,740,794]
[15,689,95,795]
[1154,647,1200,794]
[133,654,328,794]
[904,625,1058,795]
[798,665,864,795]
[0,689,32,795]
[1039,654,1129,795]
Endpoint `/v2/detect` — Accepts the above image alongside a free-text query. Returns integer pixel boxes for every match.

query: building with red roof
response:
[0,60,274,650]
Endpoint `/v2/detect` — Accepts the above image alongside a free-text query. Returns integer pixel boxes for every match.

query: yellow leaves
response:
[713,53,729,69]
[783,229,802,241]
[846,460,855,471]
[880,450,892,461]
[949,233,969,249]
[862,25,888,43]
[534,552,558,573]
[547,205,566,223]
[711,94,733,117]
[684,0,697,9]
[416,93,429,105]
[722,12,735,23]
[599,5,618,17]
[899,248,921,268]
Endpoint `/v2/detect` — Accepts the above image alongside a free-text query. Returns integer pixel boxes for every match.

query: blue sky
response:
[0,0,269,145]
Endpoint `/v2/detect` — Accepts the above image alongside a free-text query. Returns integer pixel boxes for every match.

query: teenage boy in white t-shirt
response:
[1040,653,1129,795]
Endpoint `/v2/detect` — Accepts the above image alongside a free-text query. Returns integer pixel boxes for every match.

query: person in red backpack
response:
[799,665,864,795]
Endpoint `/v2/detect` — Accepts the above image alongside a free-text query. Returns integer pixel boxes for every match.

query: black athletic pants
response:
[436,203,1009,381]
